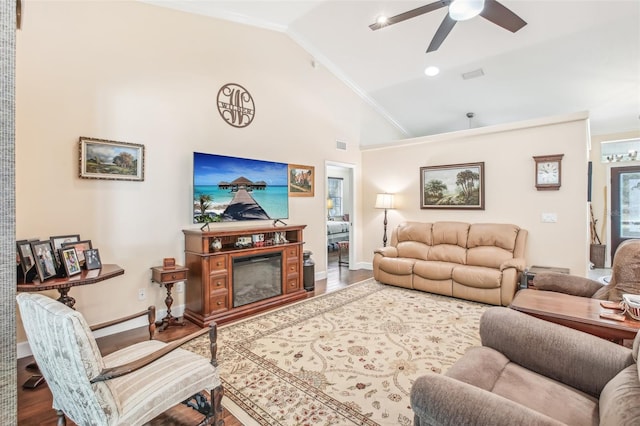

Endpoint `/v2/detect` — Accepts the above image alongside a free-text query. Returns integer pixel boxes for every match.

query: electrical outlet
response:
[541,213,558,223]
[138,288,146,300]
[176,282,184,293]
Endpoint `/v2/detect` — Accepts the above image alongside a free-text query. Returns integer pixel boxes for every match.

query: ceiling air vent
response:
[336,140,347,151]
[461,68,484,80]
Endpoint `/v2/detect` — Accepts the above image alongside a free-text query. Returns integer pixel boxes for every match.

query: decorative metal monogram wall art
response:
[216,83,255,128]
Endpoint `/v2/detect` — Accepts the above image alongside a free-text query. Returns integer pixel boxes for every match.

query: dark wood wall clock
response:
[533,154,564,190]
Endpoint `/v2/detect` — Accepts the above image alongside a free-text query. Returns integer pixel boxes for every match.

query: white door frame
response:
[326,161,356,271]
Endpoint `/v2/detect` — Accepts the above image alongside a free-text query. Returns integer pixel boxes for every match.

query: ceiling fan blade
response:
[369,0,449,30]
[480,0,527,33]
[427,14,457,52]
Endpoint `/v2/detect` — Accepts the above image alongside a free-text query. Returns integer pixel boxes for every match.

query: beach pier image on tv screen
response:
[193,152,289,223]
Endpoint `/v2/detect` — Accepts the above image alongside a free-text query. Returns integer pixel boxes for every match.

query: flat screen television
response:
[193,152,289,223]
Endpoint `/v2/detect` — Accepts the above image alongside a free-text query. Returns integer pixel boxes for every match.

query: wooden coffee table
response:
[510,289,640,343]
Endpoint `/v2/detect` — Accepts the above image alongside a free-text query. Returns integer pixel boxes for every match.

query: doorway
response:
[610,165,640,260]
[326,162,355,272]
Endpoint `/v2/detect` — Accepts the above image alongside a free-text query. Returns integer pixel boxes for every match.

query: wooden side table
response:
[151,265,188,331]
[510,289,640,344]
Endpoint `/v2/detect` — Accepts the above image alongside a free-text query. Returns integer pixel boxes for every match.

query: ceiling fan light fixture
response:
[376,15,388,25]
[449,0,485,21]
[424,66,440,77]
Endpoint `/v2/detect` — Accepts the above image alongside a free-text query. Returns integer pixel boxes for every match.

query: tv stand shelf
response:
[183,224,307,327]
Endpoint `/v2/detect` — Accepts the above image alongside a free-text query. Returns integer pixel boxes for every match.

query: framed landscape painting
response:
[288,164,314,197]
[420,162,485,210]
[79,137,145,181]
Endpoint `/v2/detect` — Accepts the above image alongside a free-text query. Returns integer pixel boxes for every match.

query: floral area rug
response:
[182,279,488,425]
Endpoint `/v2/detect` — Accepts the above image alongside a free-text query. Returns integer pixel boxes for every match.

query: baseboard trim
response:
[17,304,184,359]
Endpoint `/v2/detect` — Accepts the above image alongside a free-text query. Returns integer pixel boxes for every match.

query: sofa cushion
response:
[466,224,521,269]
[599,365,640,426]
[396,222,432,245]
[467,246,515,269]
[431,222,469,246]
[413,260,456,280]
[397,241,430,261]
[428,244,467,264]
[448,346,599,426]
[377,257,415,276]
[453,265,502,289]
[467,223,520,251]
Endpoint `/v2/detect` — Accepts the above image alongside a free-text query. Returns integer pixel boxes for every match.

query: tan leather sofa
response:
[373,221,527,306]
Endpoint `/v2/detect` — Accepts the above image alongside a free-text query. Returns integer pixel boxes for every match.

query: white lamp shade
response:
[375,193,395,209]
[449,0,485,21]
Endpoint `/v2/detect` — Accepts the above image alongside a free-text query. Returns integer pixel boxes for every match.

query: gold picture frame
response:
[288,164,315,197]
[79,137,145,181]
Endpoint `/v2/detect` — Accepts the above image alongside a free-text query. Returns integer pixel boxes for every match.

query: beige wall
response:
[589,130,640,266]
[15,1,403,347]
[361,112,591,275]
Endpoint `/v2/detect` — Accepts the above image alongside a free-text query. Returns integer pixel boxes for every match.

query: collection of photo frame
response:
[16,235,102,283]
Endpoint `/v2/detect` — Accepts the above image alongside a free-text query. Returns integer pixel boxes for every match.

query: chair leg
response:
[211,384,224,426]
[56,410,67,426]
[183,392,211,416]
[186,384,224,426]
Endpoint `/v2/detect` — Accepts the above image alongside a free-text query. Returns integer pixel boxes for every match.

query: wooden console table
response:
[183,224,307,327]
[17,264,124,308]
[510,289,640,343]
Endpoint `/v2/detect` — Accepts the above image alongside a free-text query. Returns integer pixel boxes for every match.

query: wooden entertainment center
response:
[182,223,307,327]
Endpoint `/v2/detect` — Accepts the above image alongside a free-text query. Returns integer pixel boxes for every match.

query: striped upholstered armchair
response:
[17,292,223,425]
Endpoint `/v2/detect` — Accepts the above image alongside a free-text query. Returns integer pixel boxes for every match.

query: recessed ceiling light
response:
[424,66,440,77]
[376,15,388,25]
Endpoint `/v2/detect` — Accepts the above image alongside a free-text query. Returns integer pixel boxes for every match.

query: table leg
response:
[338,242,349,267]
[157,282,185,331]
[56,287,75,308]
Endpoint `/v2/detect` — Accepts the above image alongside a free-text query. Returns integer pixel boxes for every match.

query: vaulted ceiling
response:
[144,0,640,139]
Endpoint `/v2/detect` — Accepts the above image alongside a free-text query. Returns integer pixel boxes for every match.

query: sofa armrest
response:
[532,272,603,297]
[411,373,564,426]
[374,246,398,258]
[500,257,526,272]
[480,307,634,397]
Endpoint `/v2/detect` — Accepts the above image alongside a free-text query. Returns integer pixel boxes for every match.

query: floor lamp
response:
[375,193,395,247]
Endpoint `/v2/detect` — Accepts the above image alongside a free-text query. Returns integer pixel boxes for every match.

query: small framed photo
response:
[50,234,81,266]
[60,247,82,276]
[16,239,37,274]
[79,137,145,181]
[30,240,59,282]
[62,240,93,266]
[84,249,102,270]
[288,164,315,197]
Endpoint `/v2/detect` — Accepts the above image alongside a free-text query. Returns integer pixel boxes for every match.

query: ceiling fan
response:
[369,0,527,53]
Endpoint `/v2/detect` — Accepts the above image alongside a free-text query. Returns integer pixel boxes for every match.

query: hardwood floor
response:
[17,251,373,425]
